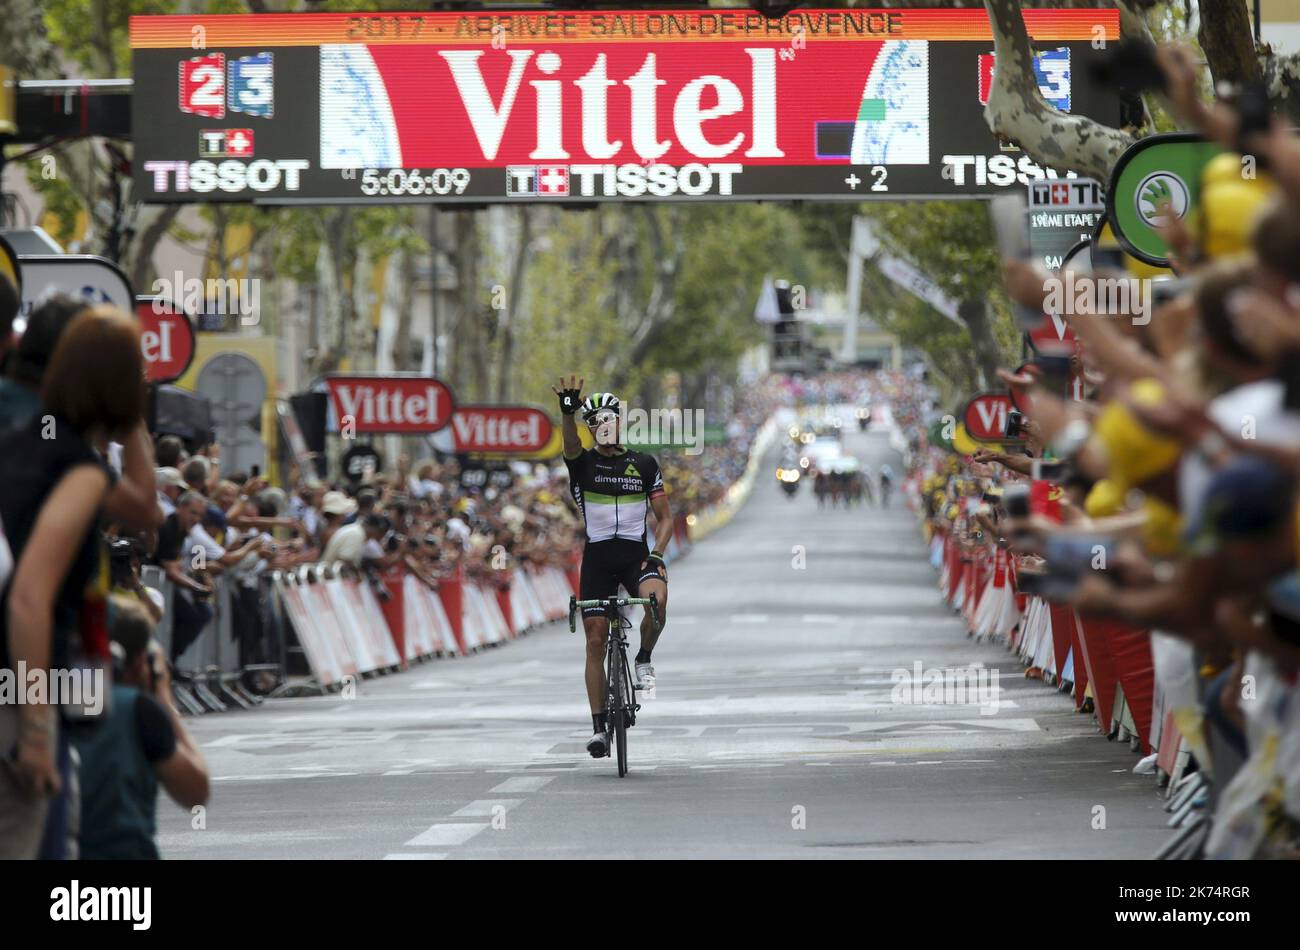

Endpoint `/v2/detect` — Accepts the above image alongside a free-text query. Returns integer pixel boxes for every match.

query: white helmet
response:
[580,392,621,425]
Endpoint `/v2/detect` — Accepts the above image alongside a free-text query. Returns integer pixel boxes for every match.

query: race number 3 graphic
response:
[229,52,274,118]
[179,52,226,118]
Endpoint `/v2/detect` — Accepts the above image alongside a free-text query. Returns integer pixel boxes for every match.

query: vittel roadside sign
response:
[325,374,454,433]
[451,405,553,454]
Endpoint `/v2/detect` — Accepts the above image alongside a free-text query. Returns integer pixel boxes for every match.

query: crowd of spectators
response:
[911,42,1300,858]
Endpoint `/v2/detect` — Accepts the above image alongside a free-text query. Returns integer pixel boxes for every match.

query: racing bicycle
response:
[569,593,659,777]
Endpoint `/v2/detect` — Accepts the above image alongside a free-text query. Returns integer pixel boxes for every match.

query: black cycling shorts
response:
[578,539,665,617]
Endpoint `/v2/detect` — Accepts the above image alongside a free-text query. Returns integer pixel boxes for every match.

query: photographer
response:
[108,536,163,626]
[70,595,210,859]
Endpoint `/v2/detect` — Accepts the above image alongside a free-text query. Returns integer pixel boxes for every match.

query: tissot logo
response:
[141,159,309,193]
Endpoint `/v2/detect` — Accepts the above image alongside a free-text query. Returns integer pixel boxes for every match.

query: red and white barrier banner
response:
[275,564,581,687]
[352,580,403,669]
[403,574,462,658]
[277,577,348,686]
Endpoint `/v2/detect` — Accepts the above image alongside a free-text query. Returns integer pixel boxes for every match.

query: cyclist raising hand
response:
[551,375,673,758]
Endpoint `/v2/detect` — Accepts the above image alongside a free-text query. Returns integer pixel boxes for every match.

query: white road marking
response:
[490,776,555,793]
[453,799,523,818]
[385,853,447,860]
[405,823,489,847]
[732,614,770,623]
[384,769,414,776]
[801,614,842,624]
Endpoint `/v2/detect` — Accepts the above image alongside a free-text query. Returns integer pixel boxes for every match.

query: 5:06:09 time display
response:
[358,168,472,196]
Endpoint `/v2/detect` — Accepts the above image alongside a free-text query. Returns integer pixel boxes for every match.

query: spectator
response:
[70,595,210,859]
[151,491,216,661]
[0,294,85,432]
[0,306,147,859]
[321,511,387,569]
[155,466,186,517]
[154,435,187,470]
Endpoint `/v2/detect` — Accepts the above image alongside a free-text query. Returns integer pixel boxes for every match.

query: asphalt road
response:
[158,419,1170,859]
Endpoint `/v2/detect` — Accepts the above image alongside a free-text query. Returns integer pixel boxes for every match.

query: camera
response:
[1087,39,1166,94]
[1003,484,1031,519]
[1032,458,1070,482]
[1223,81,1274,149]
[1005,409,1026,440]
[109,537,139,587]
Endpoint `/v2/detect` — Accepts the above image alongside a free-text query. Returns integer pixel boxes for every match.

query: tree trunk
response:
[982,0,1135,180]
[127,205,181,294]
[957,298,1001,391]
[391,250,417,372]
[451,210,487,401]
[495,206,532,401]
[1198,0,1262,88]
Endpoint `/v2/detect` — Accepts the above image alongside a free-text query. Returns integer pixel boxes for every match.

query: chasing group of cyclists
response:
[812,463,893,509]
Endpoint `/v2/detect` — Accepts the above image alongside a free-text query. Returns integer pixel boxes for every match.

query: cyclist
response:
[552,376,673,758]
[879,462,895,508]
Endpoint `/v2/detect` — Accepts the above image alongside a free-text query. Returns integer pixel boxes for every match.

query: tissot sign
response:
[325,375,453,433]
[130,9,1118,203]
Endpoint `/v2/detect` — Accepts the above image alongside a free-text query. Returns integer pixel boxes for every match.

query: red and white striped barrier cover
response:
[322,579,382,673]
[526,568,564,621]
[303,581,364,676]
[464,583,512,645]
[401,575,442,659]
[400,575,434,659]
[276,565,579,686]
[276,577,348,686]
[348,579,403,669]
[513,571,550,629]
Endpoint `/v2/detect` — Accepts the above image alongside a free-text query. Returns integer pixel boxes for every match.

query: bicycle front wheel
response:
[609,645,629,777]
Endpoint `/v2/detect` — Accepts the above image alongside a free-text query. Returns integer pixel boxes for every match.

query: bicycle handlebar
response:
[569,594,660,631]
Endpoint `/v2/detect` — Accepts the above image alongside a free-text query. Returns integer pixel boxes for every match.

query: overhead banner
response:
[1105,132,1220,267]
[130,8,1118,203]
[876,253,960,323]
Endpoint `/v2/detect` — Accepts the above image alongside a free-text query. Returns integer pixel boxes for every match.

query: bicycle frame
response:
[570,594,659,777]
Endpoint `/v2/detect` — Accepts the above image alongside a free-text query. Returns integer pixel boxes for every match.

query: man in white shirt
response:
[321,513,388,568]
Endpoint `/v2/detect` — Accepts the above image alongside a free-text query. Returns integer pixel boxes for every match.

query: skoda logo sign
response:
[1134,171,1189,228]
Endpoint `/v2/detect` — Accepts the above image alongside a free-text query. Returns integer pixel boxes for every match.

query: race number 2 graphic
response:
[179,52,226,119]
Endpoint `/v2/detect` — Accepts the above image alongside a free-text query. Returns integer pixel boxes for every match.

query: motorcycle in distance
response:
[855,406,871,431]
[776,465,801,498]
